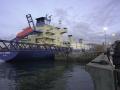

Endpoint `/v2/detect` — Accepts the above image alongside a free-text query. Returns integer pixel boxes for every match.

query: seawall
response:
[55,50,101,63]
[86,54,120,90]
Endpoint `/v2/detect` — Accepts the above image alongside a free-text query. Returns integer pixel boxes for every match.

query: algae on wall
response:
[55,51,101,64]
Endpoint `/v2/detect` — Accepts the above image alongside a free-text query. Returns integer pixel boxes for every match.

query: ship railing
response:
[0,39,72,54]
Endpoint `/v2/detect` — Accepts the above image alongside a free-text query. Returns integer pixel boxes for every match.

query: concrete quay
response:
[86,54,120,90]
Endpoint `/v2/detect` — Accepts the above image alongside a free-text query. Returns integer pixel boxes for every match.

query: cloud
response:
[70,22,104,43]
[54,8,68,20]
[71,22,92,37]
[53,8,106,43]
[53,8,70,27]
[0,0,120,44]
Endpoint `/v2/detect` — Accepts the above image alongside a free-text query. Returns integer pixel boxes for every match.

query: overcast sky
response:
[0,0,120,43]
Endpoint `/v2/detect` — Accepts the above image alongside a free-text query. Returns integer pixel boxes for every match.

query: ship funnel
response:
[36,17,46,26]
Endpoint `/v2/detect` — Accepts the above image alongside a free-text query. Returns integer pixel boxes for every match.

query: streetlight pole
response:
[103,27,108,50]
[104,30,107,47]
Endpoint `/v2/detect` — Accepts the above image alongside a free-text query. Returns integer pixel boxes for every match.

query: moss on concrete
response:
[55,51,101,64]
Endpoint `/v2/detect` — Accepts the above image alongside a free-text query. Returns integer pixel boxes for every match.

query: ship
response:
[0,14,70,62]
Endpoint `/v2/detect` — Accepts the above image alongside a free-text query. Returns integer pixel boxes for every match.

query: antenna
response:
[48,15,52,24]
[59,20,62,25]
[45,14,52,24]
[26,14,36,30]
[58,20,62,27]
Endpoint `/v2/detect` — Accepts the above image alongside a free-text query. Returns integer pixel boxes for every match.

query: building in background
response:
[67,35,104,51]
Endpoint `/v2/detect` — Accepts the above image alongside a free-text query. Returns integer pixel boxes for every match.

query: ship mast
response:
[45,14,52,25]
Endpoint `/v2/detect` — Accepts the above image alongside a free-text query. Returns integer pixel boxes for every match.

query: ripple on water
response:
[0,61,94,90]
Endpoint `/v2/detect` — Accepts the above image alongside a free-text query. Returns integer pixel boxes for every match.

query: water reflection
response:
[0,61,94,90]
[0,63,16,90]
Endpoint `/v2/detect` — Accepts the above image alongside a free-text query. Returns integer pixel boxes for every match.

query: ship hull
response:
[0,50,54,62]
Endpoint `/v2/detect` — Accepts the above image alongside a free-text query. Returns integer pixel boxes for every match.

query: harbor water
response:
[0,60,94,90]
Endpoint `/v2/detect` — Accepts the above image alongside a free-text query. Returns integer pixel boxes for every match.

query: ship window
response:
[36,39,39,43]
[37,33,41,36]
[63,27,67,29]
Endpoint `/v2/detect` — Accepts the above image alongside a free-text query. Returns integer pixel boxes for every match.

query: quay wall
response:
[55,50,101,63]
[86,54,117,90]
